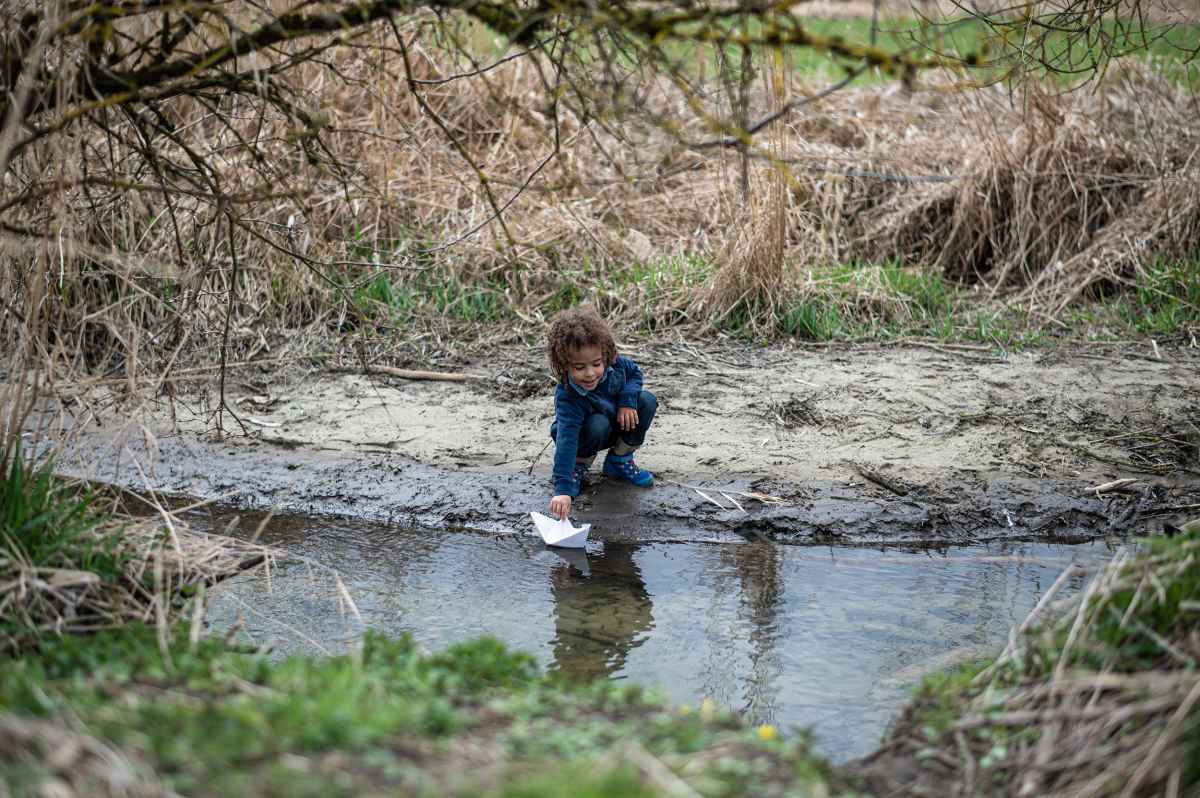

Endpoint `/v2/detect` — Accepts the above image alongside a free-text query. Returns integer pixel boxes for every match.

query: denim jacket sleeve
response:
[551,390,587,496]
[615,356,643,409]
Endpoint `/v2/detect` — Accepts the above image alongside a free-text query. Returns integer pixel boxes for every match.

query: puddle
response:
[201,511,1111,762]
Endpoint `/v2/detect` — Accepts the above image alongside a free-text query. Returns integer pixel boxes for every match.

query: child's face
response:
[566,344,606,390]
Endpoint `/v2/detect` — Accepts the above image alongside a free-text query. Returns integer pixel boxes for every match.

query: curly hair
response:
[547,306,618,384]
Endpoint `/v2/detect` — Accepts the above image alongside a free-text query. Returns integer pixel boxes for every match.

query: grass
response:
[711,260,1063,349]
[0,442,273,657]
[345,253,715,331]
[350,271,511,325]
[0,451,126,652]
[0,451,117,580]
[346,252,1104,350]
[665,16,1200,88]
[1104,258,1200,336]
[0,627,848,798]
[645,254,1199,351]
[778,298,845,340]
[144,237,1200,369]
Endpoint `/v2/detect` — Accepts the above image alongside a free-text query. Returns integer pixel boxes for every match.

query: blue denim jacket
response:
[551,355,644,496]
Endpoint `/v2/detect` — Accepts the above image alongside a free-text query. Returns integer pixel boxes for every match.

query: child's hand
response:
[550,494,572,521]
[617,407,638,431]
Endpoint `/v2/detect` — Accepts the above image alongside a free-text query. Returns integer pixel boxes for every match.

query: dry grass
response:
[1,372,275,655]
[858,531,1200,797]
[0,7,1196,394]
[970,542,1200,797]
[2,355,367,660]
[861,69,1200,306]
[0,499,275,656]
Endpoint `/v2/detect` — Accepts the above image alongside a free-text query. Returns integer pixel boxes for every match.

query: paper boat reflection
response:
[530,511,591,549]
[548,547,591,576]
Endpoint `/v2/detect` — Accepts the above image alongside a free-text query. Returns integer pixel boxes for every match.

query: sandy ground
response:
[58,339,1200,544]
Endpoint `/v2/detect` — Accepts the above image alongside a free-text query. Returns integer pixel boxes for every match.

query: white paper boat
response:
[530,511,591,549]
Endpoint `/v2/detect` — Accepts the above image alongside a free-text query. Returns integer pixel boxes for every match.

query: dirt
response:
[56,339,1200,545]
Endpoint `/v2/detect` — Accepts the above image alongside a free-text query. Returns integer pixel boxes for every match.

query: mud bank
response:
[62,429,1187,544]
[53,341,1200,544]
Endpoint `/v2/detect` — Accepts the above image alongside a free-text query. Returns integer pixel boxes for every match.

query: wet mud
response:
[56,341,1200,544]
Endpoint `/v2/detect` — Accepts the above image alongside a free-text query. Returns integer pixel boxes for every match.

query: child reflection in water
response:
[548,545,653,682]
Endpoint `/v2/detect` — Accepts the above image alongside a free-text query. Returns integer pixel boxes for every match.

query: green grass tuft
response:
[1107,258,1200,336]
[779,299,844,340]
[0,451,115,577]
[482,766,659,798]
[880,263,953,320]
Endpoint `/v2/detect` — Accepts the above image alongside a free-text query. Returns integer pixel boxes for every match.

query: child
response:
[547,306,657,521]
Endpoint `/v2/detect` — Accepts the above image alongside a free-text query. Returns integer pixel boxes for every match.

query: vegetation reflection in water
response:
[201,511,1110,761]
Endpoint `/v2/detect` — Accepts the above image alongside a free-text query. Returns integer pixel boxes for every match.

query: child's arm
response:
[550,396,585,519]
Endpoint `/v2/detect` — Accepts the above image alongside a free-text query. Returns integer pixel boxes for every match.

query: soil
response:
[57,339,1200,545]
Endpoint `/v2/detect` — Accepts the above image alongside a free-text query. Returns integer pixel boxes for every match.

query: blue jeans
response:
[554,390,657,458]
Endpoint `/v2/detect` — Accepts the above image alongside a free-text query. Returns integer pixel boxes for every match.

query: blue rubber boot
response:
[602,451,653,487]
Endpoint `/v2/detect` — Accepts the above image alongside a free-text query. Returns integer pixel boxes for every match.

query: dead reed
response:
[704,50,794,330]
[862,71,1200,306]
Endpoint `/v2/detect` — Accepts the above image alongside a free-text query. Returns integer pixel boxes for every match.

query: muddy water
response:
[202,511,1111,761]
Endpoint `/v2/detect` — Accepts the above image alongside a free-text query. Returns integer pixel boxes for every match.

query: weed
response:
[880,263,952,320]
[422,637,540,692]
[1107,258,1200,335]
[879,528,1200,796]
[779,298,844,340]
[0,447,271,657]
[543,282,584,315]
[0,451,134,652]
[357,273,417,319]
[346,271,511,326]
[483,766,658,798]
[906,658,994,736]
